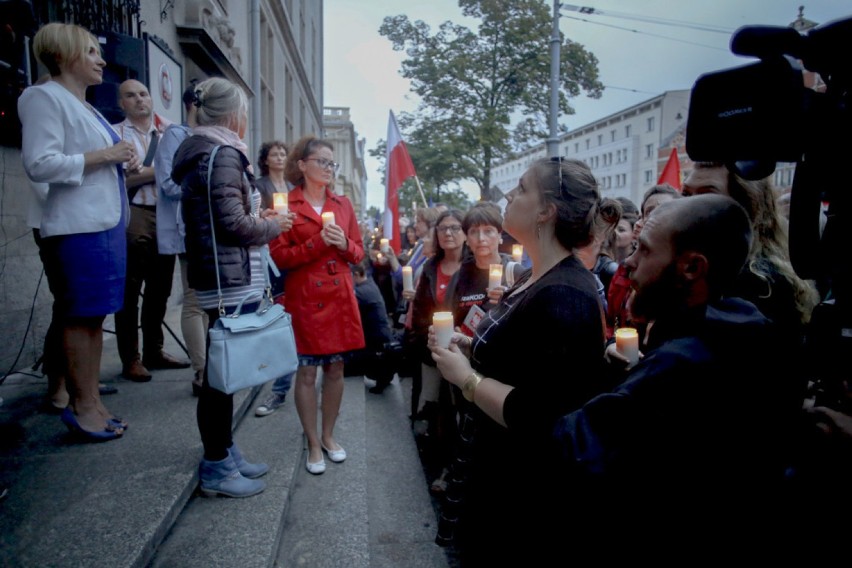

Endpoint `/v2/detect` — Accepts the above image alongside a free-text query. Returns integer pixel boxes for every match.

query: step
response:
[150,381,304,567]
[0,303,260,568]
[274,376,451,567]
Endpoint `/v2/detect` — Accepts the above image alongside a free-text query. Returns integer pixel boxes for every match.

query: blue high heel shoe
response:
[108,417,128,430]
[61,408,124,442]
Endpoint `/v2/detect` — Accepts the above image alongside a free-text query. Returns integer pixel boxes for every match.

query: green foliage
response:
[379,0,603,200]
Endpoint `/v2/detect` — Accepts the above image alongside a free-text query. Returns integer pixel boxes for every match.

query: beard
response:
[630,263,682,321]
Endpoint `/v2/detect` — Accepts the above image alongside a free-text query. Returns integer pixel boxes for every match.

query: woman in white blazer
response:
[19,23,138,442]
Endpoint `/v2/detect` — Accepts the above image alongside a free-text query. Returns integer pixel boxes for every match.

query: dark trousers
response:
[114,205,176,365]
[33,229,64,378]
[197,302,259,461]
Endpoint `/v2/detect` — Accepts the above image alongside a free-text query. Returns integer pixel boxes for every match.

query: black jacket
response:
[172,135,280,292]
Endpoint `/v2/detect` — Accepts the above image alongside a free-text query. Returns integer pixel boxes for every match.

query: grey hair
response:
[193,77,248,127]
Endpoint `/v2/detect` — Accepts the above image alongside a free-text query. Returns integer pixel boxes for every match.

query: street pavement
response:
[0,292,452,567]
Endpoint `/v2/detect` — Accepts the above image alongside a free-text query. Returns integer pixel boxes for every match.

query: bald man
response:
[112,79,188,381]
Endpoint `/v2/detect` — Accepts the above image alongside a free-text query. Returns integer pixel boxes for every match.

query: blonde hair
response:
[193,77,248,128]
[33,23,99,77]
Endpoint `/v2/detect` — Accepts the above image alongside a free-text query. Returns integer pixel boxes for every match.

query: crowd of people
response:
[13,19,852,563]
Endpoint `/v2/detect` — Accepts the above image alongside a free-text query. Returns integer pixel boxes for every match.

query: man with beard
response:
[431,194,799,558]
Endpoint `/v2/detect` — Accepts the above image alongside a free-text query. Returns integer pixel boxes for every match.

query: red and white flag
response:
[385,111,417,254]
[657,147,681,190]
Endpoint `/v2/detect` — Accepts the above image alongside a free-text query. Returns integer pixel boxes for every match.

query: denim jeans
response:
[271,370,295,396]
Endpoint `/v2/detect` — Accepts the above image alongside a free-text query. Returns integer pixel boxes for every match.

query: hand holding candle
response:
[402,265,414,292]
[380,238,389,253]
[321,212,335,227]
[512,244,523,263]
[488,263,503,291]
[273,193,288,214]
[615,327,640,366]
[433,312,454,348]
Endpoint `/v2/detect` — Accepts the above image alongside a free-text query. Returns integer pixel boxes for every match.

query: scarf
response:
[194,125,253,174]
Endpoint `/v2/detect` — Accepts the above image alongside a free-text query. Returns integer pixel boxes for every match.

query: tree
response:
[380,0,603,201]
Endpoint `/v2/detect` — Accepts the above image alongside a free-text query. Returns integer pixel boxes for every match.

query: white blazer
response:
[18,81,127,238]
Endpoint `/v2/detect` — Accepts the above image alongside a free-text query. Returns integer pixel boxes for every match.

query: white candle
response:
[488,263,503,291]
[273,193,288,214]
[615,327,640,366]
[512,244,523,263]
[321,212,335,227]
[433,311,454,348]
[402,266,414,292]
[380,238,389,252]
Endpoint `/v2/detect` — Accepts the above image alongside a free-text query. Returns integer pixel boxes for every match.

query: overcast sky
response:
[323,0,851,210]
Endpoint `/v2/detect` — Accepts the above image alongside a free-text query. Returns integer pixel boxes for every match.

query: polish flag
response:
[385,111,417,254]
[658,147,681,190]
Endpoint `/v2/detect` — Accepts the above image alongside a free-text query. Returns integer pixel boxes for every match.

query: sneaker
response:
[255,393,286,417]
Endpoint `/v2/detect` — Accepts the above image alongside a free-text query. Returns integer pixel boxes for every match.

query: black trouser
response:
[197,302,258,461]
[33,229,64,379]
[114,205,176,365]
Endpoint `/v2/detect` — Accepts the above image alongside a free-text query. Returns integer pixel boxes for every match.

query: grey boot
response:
[199,455,265,498]
[228,444,269,479]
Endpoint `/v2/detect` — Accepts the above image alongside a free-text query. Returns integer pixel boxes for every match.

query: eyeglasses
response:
[467,227,499,239]
[305,158,340,172]
[437,224,463,235]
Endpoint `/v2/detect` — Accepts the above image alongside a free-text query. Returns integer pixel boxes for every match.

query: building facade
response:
[323,106,368,216]
[0,0,329,372]
[490,89,690,208]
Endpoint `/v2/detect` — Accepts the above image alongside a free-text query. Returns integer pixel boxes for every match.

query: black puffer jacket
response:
[172,135,281,292]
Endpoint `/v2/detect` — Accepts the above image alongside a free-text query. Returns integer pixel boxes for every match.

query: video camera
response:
[686,15,852,411]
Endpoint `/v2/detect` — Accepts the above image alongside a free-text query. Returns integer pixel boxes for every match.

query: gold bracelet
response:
[462,371,483,402]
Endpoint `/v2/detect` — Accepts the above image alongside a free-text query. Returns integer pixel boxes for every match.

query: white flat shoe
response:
[321,443,347,463]
[306,457,326,475]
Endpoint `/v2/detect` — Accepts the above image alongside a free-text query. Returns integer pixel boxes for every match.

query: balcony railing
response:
[46,0,143,37]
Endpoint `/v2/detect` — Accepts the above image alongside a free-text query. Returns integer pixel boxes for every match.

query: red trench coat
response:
[269,186,365,356]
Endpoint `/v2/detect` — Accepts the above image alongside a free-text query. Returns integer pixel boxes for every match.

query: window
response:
[647,116,655,132]
[585,139,590,150]
[645,170,653,184]
[625,124,631,137]
[575,142,579,153]
[597,134,603,146]
[611,130,616,142]
[645,144,653,159]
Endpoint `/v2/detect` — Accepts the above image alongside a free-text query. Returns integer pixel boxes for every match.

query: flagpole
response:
[413,176,428,207]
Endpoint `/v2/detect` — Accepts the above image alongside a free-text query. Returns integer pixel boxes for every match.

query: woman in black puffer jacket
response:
[172,77,292,498]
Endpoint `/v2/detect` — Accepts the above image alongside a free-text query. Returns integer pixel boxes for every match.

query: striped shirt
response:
[197,188,269,312]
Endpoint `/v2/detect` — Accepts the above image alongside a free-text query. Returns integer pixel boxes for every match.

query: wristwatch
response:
[462,371,483,402]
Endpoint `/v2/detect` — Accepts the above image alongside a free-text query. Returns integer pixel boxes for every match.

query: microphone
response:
[730,25,803,59]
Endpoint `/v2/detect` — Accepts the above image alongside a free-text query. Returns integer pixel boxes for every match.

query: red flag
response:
[657,147,681,190]
[384,111,416,254]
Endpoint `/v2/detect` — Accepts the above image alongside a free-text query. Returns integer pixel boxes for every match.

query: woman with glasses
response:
[269,135,365,475]
[426,158,607,564]
[427,203,515,497]
[409,210,467,473]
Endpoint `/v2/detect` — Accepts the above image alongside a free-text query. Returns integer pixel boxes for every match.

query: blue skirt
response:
[44,221,127,318]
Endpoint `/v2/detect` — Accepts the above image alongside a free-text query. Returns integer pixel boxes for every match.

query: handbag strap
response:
[205,145,274,316]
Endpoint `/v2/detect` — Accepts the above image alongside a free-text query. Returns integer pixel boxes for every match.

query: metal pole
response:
[250,0,261,159]
[547,0,561,158]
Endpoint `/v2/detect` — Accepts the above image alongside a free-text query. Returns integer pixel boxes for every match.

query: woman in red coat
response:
[269,135,365,475]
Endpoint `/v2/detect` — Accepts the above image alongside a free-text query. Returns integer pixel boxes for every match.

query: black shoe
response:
[99,383,118,395]
[143,351,191,370]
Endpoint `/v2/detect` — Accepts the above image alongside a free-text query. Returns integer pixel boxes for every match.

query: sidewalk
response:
[0,297,239,567]
[0,292,453,567]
